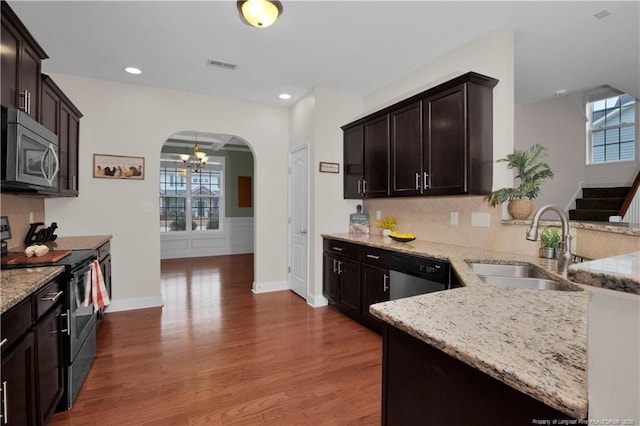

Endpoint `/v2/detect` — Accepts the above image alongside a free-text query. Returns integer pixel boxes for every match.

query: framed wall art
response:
[319,161,340,173]
[93,154,145,180]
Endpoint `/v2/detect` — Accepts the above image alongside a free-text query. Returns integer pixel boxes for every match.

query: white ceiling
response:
[8,1,639,107]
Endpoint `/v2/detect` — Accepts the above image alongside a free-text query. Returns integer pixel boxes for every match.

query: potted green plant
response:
[539,226,561,259]
[487,143,554,219]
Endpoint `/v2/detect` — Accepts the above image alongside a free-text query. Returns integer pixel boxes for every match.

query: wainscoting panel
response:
[161,217,254,259]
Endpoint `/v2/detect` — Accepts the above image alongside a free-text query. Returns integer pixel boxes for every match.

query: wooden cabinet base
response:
[382,325,578,426]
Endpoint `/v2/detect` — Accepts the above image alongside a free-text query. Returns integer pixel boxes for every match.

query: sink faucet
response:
[525,205,572,277]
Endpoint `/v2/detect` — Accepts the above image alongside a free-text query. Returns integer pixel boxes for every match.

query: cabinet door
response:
[337,257,361,318]
[343,125,364,199]
[39,79,60,134]
[423,85,467,195]
[1,332,37,426]
[35,305,63,424]
[20,43,41,120]
[363,115,389,197]
[0,21,19,110]
[67,112,80,194]
[361,264,389,329]
[58,102,72,194]
[390,102,423,196]
[323,253,340,304]
[100,253,112,300]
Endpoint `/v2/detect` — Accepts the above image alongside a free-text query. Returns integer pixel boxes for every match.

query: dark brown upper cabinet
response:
[0,1,48,121]
[342,72,498,199]
[390,102,422,196]
[40,74,83,197]
[362,115,389,197]
[343,125,364,199]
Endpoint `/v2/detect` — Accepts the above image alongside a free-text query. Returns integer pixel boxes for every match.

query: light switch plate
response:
[471,212,490,227]
[450,212,459,225]
[375,210,382,220]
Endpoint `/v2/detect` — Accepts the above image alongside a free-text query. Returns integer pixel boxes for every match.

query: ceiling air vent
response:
[207,59,238,70]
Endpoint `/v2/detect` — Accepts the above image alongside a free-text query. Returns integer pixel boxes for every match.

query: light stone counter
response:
[10,235,112,252]
[1,266,65,313]
[322,232,589,419]
[569,251,640,295]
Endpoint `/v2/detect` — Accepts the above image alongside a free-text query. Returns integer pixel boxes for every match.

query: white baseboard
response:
[105,295,164,313]
[306,293,329,308]
[252,280,288,294]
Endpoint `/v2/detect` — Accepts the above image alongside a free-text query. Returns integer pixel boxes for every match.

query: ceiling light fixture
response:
[278,93,291,100]
[180,133,208,173]
[124,66,142,75]
[237,0,283,28]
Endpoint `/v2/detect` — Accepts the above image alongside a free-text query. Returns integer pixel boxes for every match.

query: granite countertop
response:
[569,251,640,294]
[323,232,589,419]
[11,235,112,252]
[504,219,640,237]
[2,234,112,315]
[1,266,65,314]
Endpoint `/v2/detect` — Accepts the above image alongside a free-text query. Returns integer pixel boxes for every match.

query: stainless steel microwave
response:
[1,107,59,190]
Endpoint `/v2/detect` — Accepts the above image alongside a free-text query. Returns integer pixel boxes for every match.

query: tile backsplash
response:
[0,194,46,249]
[364,196,638,259]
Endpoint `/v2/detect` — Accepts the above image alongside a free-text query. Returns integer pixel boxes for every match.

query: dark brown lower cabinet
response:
[35,304,63,424]
[1,332,37,426]
[382,325,577,426]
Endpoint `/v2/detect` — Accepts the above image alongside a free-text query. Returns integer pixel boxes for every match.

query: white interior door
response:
[289,145,308,299]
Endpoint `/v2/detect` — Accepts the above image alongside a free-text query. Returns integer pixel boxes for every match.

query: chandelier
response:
[180,133,208,173]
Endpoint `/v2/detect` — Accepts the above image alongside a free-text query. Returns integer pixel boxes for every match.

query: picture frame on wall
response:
[319,161,340,173]
[93,154,145,180]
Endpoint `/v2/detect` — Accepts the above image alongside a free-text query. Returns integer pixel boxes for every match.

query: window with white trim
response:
[159,156,224,232]
[587,93,636,164]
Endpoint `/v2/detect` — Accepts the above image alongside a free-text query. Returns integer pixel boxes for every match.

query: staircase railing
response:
[619,169,640,223]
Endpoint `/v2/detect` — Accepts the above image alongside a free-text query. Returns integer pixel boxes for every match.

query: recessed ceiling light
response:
[124,66,142,75]
[279,93,292,100]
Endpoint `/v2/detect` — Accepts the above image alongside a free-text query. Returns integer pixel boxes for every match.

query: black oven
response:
[1,249,98,411]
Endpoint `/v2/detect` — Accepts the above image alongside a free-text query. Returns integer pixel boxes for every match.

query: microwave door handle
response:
[45,143,59,185]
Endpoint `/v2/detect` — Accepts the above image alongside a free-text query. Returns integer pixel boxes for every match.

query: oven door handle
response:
[40,291,64,303]
[60,310,71,335]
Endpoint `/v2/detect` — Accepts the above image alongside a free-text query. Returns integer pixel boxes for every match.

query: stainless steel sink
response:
[478,275,574,291]
[468,262,548,279]
[467,261,580,291]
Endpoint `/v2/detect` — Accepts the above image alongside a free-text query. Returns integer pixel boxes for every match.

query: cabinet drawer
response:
[1,298,32,351]
[361,246,390,268]
[97,241,110,261]
[323,239,360,260]
[33,277,63,321]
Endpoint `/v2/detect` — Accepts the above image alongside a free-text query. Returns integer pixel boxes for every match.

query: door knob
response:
[300,229,307,234]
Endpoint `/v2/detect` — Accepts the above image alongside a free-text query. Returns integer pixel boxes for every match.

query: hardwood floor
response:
[49,254,382,425]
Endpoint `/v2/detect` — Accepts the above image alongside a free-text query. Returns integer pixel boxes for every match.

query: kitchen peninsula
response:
[322,231,639,423]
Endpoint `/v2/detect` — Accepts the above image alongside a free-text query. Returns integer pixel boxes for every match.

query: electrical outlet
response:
[471,212,491,227]
[376,210,382,220]
[450,212,459,225]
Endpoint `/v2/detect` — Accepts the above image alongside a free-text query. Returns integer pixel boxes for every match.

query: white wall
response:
[516,93,640,210]
[45,74,289,310]
[289,88,363,306]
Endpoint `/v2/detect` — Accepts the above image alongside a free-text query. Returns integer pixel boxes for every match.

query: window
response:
[159,156,224,232]
[587,93,636,164]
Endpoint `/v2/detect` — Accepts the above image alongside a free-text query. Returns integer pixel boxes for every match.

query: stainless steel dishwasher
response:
[389,253,450,300]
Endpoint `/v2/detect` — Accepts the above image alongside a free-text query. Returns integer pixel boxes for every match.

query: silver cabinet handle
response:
[415,172,420,190]
[72,175,77,191]
[27,90,31,114]
[41,291,64,302]
[332,247,344,252]
[383,273,389,292]
[337,261,343,275]
[61,310,71,335]
[2,380,7,424]
[366,254,380,260]
[18,89,28,113]
[357,180,362,194]
[332,259,337,274]
[362,180,367,194]
[424,172,430,189]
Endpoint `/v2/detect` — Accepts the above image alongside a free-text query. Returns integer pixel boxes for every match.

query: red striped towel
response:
[84,259,110,310]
